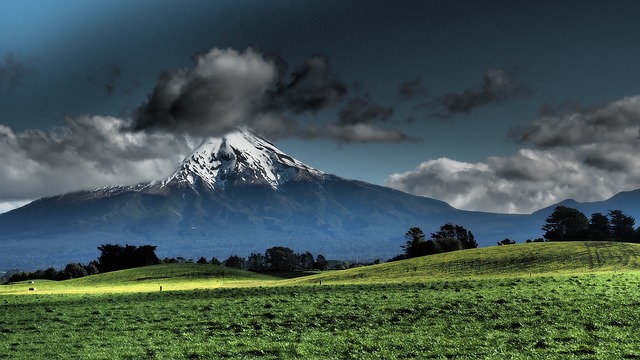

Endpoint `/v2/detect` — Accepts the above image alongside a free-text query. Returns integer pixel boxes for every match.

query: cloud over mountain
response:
[133,47,409,143]
[386,95,640,213]
[0,116,191,202]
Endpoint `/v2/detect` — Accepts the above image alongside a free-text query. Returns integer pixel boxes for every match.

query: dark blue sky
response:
[1,0,640,213]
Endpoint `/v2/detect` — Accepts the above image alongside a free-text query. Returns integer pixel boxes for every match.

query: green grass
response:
[3,241,640,359]
[290,241,640,285]
[0,263,280,295]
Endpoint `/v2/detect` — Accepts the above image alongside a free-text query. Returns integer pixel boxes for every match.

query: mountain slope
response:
[161,126,324,190]
[1,128,639,270]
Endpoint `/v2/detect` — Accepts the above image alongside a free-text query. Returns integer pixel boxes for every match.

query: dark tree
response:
[43,267,58,280]
[62,263,89,279]
[402,227,427,258]
[97,244,124,272]
[609,210,636,242]
[298,251,314,270]
[588,213,611,241]
[435,237,462,252]
[542,206,589,241]
[223,255,245,269]
[422,239,442,255]
[196,257,209,264]
[210,257,222,266]
[265,246,297,271]
[432,223,478,249]
[135,245,161,266]
[247,252,267,270]
[313,254,329,270]
[497,238,516,246]
[97,244,160,272]
[84,261,100,275]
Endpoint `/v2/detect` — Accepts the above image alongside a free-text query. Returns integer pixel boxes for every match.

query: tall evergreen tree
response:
[588,213,611,241]
[542,206,588,241]
[609,210,636,242]
[247,252,267,270]
[402,227,426,258]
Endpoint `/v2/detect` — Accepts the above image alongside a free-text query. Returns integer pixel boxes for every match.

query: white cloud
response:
[0,116,192,202]
[386,95,640,213]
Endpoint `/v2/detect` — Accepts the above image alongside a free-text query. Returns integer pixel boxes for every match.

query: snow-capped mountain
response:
[2,126,640,271]
[162,127,324,190]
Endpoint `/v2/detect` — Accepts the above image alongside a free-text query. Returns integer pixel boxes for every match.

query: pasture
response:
[3,242,640,359]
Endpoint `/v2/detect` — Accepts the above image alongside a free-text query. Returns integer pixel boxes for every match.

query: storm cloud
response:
[338,95,393,125]
[386,95,640,213]
[0,116,192,202]
[514,96,640,148]
[132,47,410,143]
[432,68,531,117]
[272,55,347,113]
[132,48,280,137]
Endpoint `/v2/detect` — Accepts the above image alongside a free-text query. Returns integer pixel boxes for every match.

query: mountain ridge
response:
[1,128,639,270]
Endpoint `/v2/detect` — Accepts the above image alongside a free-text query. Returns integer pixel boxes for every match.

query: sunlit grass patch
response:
[0,263,282,295]
[3,272,640,359]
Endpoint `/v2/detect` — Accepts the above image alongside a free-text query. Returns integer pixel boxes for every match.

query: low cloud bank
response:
[386,96,640,213]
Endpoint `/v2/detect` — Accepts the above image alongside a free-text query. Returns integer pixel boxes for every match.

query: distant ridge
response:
[1,127,640,270]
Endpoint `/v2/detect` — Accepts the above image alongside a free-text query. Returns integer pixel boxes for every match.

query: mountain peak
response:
[164,127,324,190]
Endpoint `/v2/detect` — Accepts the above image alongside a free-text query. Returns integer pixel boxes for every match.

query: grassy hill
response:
[290,241,640,285]
[4,241,640,295]
[0,263,280,294]
[5,241,640,359]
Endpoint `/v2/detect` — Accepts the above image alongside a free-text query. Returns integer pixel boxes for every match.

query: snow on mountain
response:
[162,126,324,190]
[4,125,640,271]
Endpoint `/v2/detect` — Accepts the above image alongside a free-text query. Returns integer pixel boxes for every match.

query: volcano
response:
[4,127,638,270]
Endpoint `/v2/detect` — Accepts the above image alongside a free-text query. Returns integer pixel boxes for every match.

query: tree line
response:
[6,244,162,283]
[389,207,640,263]
[542,206,640,242]
[390,223,478,261]
[4,244,330,283]
[200,246,330,271]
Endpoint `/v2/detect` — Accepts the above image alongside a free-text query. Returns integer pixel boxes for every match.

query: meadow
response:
[3,241,640,359]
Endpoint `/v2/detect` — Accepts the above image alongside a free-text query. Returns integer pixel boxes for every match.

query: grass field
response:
[3,242,640,359]
[290,241,640,285]
[0,263,282,295]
